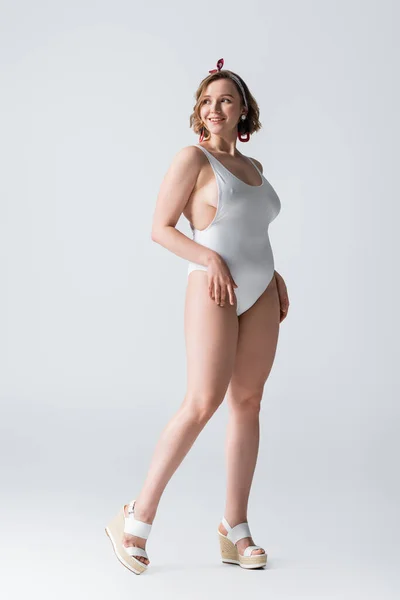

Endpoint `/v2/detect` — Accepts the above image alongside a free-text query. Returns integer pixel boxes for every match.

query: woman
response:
[105,58,290,574]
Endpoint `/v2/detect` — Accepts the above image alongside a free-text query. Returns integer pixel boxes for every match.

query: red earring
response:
[238,115,250,142]
[199,126,205,142]
[238,131,250,142]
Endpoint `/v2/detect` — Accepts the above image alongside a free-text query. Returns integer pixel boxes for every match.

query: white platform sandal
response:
[105,500,152,575]
[218,516,267,569]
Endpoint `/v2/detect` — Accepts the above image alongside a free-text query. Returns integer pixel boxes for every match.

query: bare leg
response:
[124,271,239,564]
[218,275,280,556]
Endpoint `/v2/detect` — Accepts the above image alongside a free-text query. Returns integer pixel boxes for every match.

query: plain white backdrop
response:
[1,1,399,598]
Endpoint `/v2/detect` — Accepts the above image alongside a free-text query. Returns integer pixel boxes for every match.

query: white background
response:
[1,1,399,598]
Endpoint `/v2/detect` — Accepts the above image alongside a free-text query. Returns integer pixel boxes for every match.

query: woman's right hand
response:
[207,254,238,308]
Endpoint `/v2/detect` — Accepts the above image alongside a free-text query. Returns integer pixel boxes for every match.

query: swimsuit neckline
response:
[196,144,265,188]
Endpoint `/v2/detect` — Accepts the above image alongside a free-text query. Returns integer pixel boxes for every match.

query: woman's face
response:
[199,78,245,134]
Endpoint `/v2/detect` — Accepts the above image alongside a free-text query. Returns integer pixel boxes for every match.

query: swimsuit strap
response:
[246,157,263,178]
[195,144,263,186]
[195,144,228,179]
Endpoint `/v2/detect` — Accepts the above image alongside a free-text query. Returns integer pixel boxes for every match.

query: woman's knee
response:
[183,391,225,424]
[226,387,264,413]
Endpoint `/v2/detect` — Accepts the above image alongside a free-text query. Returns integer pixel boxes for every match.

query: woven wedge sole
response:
[105,507,148,575]
[218,530,267,569]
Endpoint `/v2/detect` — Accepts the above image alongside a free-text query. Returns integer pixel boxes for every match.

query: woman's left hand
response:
[274,270,289,323]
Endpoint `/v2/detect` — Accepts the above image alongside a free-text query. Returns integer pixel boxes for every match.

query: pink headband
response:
[208,58,248,110]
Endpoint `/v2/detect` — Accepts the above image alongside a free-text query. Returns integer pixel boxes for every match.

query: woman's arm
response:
[151,146,219,268]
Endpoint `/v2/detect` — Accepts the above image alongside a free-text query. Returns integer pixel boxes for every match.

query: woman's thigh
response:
[184,271,239,407]
[227,274,280,403]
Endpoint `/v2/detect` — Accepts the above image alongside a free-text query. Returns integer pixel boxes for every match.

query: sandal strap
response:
[127,500,136,514]
[222,517,252,545]
[124,517,152,539]
[123,545,148,559]
[124,500,152,539]
[243,545,264,557]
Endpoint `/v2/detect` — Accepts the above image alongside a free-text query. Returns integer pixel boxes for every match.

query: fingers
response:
[214,281,220,305]
[209,278,237,308]
[227,283,235,306]
[280,305,289,322]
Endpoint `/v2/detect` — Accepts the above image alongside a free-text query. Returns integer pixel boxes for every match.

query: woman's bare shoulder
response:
[172,145,205,163]
[250,157,263,173]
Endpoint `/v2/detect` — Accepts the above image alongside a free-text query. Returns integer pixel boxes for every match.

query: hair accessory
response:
[209,58,224,73]
[208,57,248,111]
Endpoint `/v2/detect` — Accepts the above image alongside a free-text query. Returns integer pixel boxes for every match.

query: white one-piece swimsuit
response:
[187,144,281,316]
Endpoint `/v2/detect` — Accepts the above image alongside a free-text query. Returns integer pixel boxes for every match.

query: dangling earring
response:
[199,125,205,143]
[238,113,250,143]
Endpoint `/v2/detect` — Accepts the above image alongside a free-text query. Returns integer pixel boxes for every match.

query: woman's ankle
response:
[223,513,248,528]
[131,499,157,524]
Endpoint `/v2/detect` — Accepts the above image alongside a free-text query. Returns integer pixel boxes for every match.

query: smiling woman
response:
[189,60,262,143]
[106,56,287,576]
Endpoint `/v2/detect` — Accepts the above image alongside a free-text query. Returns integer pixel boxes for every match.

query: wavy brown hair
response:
[189,69,262,142]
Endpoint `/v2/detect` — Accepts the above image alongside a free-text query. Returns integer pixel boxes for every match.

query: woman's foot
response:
[218,521,265,556]
[122,503,153,565]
